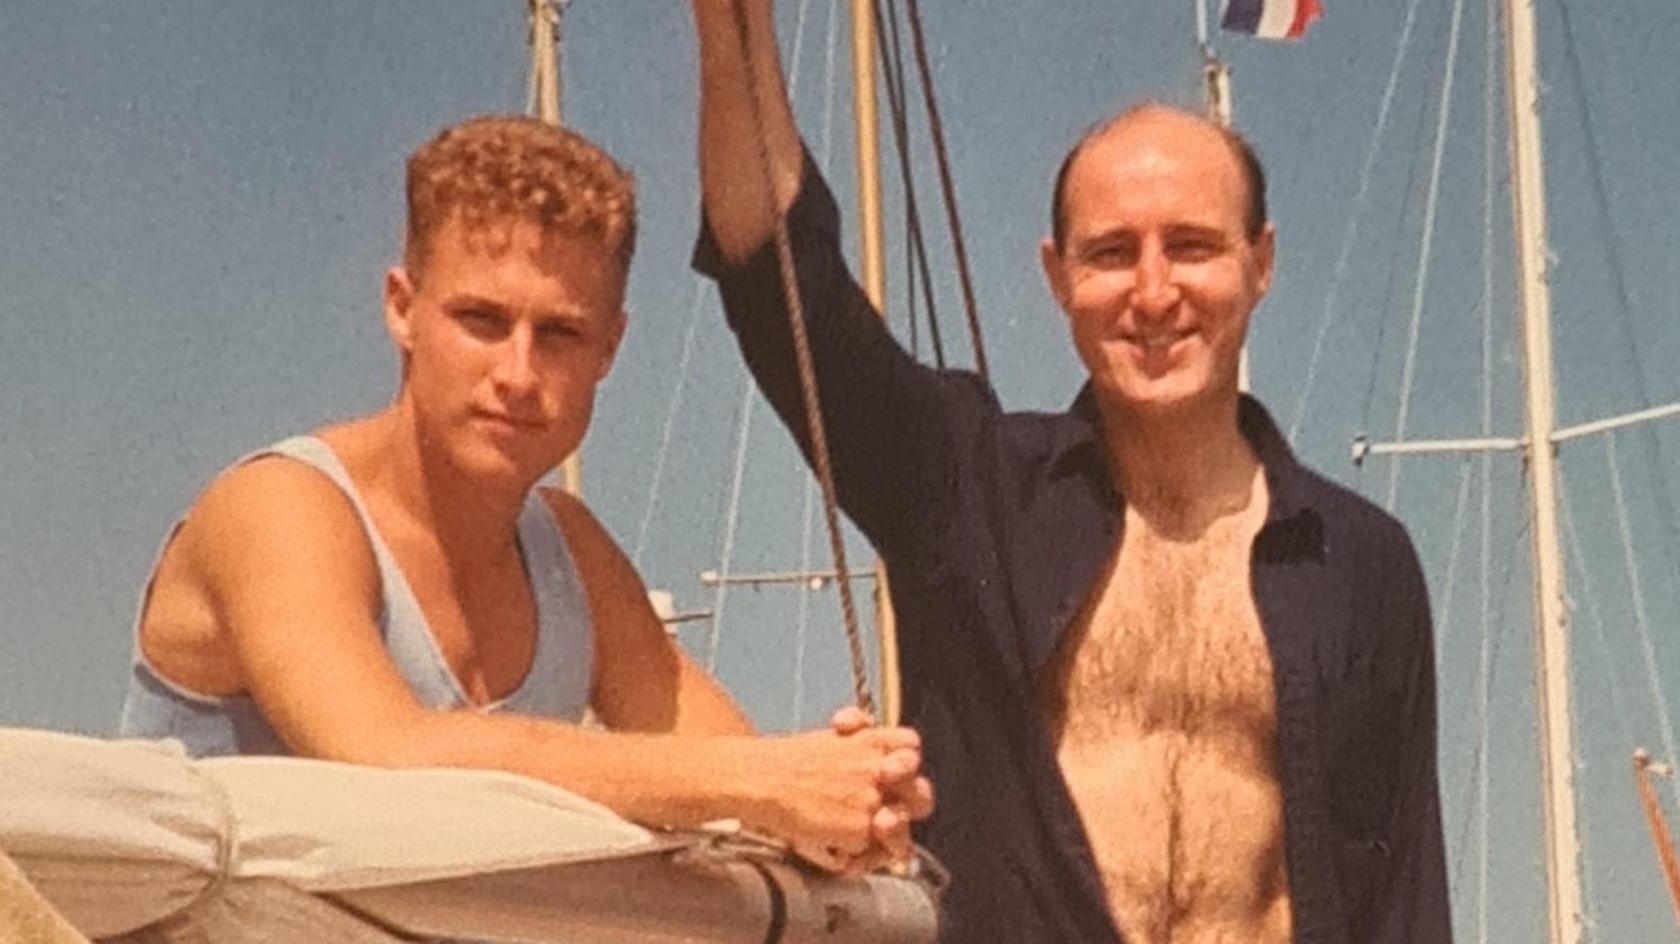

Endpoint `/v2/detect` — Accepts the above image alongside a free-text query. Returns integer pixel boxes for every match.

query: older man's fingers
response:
[829,705,874,735]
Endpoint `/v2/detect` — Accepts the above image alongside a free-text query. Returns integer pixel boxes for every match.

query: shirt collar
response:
[1049,384,1322,533]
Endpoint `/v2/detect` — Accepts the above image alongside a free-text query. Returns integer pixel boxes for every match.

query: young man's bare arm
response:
[545,489,934,866]
[180,458,921,864]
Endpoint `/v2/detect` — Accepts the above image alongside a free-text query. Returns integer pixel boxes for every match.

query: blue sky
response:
[5,1,1680,938]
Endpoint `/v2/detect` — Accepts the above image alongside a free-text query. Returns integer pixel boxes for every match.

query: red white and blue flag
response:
[1220,0,1322,41]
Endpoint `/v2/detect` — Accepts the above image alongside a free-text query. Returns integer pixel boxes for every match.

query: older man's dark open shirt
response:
[694,152,1452,944]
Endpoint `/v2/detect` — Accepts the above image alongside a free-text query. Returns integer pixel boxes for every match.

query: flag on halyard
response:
[1220,0,1322,41]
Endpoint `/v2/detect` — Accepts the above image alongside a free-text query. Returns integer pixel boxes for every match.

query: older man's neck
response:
[1101,393,1260,539]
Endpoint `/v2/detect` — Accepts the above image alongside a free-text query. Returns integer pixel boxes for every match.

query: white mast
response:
[848,0,902,726]
[1502,0,1582,939]
[1196,1,1241,388]
[528,0,582,496]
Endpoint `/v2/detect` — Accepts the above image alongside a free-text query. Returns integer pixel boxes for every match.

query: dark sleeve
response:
[692,148,998,562]
[1367,529,1453,942]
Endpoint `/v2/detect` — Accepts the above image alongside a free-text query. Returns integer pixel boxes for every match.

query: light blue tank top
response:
[118,435,594,756]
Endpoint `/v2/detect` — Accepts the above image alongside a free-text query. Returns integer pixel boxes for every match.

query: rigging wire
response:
[901,0,988,380]
[792,0,844,728]
[1604,432,1680,813]
[1555,463,1627,940]
[1433,458,1477,656]
[1449,482,1528,925]
[1553,0,1680,607]
[631,280,710,569]
[1384,0,1469,512]
[1471,497,1493,944]
[792,457,817,725]
[728,0,874,713]
[1354,72,1434,466]
[1474,1,1496,936]
[1557,465,1638,752]
[873,0,946,367]
[1285,0,1427,443]
[706,368,760,671]
[871,0,988,378]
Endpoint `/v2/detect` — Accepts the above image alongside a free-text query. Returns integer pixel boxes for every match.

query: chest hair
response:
[1037,486,1292,942]
[1044,501,1278,755]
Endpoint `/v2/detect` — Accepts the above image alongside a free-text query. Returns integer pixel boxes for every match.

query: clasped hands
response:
[764,706,935,875]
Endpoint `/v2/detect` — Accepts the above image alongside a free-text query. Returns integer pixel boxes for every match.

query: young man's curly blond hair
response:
[404,114,636,278]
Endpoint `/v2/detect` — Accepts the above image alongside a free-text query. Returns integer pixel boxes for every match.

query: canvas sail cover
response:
[0,728,939,943]
[0,846,91,944]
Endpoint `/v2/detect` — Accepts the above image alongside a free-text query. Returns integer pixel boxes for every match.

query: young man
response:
[119,115,930,872]
[691,2,1449,941]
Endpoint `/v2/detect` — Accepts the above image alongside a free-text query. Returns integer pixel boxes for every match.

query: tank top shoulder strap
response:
[500,489,594,719]
[258,437,384,553]
[252,436,467,707]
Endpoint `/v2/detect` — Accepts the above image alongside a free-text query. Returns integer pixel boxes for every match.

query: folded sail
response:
[0,728,940,943]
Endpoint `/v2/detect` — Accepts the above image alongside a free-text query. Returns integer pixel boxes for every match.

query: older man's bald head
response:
[1049,103,1268,254]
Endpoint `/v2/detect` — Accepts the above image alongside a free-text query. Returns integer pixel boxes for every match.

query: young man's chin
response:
[447,440,551,491]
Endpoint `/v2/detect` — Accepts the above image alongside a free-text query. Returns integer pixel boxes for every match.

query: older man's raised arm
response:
[693,0,802,263]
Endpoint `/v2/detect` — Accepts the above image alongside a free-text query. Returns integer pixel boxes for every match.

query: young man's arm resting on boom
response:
[179,458,928,869]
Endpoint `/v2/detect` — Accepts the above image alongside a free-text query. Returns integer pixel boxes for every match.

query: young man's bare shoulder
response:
[186,420,377,553]
[178,453,372,584]
[139,445,381,694]
[194,454,347,522]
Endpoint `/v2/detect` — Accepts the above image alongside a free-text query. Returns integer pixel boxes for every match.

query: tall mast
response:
[1502,0,1582,939]
[849,0,902,726]
[1195,1,1242,388]
[528,0,582,495]
[1195,0,1233,128]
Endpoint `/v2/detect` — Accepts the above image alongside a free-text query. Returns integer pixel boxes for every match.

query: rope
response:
[902,0,988,379]
[631,280,710,568]
[1384,0,1468,512]
[705,0,815,670]
[792,0,843,728]
[729,0,874,713]
[873,0,947,367]
[1285,0,1426,442]
[1604,433,1680,812]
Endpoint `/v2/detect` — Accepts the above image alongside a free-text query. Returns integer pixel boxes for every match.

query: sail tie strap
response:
[180,761,239,919]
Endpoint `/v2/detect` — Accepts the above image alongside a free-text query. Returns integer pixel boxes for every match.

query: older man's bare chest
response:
[1038,483,1292,944]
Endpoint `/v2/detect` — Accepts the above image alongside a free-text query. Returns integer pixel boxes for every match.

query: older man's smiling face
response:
[1042,107,1274,419]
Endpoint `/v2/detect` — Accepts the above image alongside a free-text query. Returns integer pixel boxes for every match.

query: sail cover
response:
[0,728,939,943]
[1,846,90,944]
